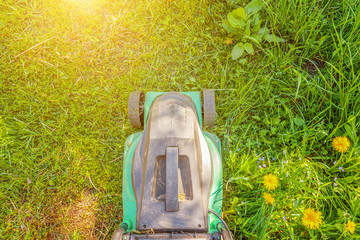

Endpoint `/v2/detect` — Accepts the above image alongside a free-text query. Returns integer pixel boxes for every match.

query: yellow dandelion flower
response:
[302,208,323,229]
[263,192,274,204]
[345,220,356,234]
[263,173,279,191]
[332,136,351,153]
[224,38,233,44]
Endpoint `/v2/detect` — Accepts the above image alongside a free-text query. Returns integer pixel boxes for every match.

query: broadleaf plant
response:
[223,0,285,60]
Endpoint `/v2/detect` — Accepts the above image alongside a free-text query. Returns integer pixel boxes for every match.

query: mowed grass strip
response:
[1,0,230,238]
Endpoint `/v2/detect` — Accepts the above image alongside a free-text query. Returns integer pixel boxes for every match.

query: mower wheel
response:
[111,227,125,240]
[203,89,216,127]
[128,91,144,128]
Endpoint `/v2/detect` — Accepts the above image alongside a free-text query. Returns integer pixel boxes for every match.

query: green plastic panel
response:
[143,92,203,128]
[203,131,223,233]
[121,132,142,231]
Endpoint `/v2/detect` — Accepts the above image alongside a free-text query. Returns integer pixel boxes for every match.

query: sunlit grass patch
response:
[58,191,98,239]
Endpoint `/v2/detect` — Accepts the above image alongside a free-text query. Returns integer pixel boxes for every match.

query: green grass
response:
[1,0,360,239]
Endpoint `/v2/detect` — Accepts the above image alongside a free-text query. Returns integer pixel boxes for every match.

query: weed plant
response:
[1,0,359,239]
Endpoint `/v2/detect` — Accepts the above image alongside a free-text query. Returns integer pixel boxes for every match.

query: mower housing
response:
[116,91,224,240]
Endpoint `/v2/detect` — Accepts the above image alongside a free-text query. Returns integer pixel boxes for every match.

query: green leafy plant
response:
[222,0,285,60]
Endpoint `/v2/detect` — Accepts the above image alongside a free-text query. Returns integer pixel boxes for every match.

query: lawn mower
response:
[111,91,232,240]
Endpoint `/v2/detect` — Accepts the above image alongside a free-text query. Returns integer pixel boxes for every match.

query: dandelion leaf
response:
[244,43,254,54]
[232,43,245,60]
[245,0,264,15]
[265,34,285,43]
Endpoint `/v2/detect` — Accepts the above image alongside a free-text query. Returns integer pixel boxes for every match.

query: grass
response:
[1,0,360,239]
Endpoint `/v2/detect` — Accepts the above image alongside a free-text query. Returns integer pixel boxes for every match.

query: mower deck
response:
[112,91,230,240]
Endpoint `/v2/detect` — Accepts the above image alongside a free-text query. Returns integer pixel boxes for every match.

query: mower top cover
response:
[112,91,230,240]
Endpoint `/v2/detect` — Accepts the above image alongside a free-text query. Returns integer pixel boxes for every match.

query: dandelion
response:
[302,208,323,229]
[345,220,356,234]
[263,173,279,191]
[224,38,233,44]
[332,136,351,153]
[263,192,274,204]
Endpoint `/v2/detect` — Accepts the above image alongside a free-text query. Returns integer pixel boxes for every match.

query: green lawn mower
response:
[112,91,233,240]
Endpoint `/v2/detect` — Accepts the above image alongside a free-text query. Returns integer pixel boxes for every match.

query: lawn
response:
[1,0,360,239]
